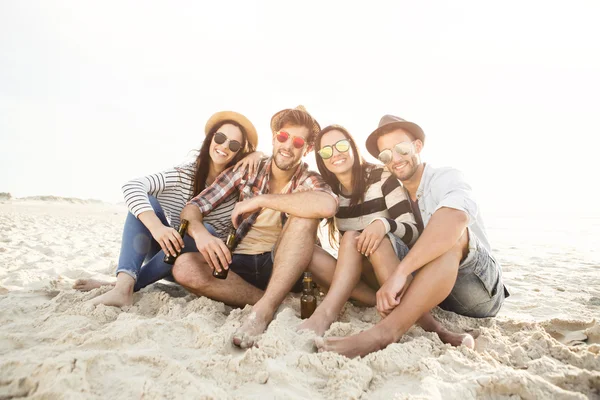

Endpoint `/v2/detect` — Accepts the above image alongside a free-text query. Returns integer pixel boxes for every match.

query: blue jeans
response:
[389,233,410,260]
[115,196,214,291]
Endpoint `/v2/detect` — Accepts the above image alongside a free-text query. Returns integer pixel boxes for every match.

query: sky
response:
[1,1,599,216]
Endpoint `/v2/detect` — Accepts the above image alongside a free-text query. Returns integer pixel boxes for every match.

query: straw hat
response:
[270,105,321,141]
[365,115,425,159]
[205,111,258,149]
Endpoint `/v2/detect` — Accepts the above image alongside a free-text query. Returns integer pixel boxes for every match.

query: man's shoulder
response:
[297,161,323,179]
[427,165,468,186]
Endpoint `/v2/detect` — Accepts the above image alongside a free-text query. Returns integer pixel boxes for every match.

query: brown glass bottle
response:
[213,227,236,279]
[300,272,317,319]
[163,219,189,265]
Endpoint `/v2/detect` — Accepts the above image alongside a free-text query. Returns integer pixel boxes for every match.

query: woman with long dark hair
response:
[74,111,262,307]
[299,125,474,348]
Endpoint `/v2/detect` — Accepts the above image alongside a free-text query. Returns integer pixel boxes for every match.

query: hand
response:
[150,225,185,257]
[356,220,386,256]
[234,151,264,177]
[231,197,262,228]
[194,230,232,273]
[376,271,409,318]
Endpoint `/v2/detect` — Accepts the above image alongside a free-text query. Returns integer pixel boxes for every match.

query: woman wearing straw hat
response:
[74,111,263,307]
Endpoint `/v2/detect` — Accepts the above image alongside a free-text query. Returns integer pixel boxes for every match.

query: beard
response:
[273,150,301,171]
[391,155,419,182]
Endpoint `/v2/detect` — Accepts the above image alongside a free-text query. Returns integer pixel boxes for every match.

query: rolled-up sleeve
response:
[296,173,339,210]
[188,167,244,216]
[431,168,478,225]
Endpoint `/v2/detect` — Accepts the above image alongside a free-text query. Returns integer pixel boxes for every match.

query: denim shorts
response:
[438,229,509,318]
[230,250,303,293]
[388,233,410,260]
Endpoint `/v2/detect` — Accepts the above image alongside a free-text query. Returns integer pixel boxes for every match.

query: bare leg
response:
[172,253,264,307]
[306,245,376,305]
[298,231,374,335]
[368,236,474,348]
[316,232,467,358]
[232,217,318,348]
[73,279,115,291]
[87,273,134,307]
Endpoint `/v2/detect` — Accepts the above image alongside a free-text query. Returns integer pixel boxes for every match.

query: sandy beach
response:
[0,199,598,399]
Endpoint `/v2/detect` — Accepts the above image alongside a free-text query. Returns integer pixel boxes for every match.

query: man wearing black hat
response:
[316,115,509,358]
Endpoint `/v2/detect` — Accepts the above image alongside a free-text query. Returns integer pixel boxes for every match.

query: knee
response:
[172,253,210,289]
[339,231,359,249]
[368,238,390,260]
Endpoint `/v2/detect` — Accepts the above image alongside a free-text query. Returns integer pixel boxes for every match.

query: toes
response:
[461,334,475,349]
[232,334,244,348]
[314,336,325,350]
[72,279,85,289]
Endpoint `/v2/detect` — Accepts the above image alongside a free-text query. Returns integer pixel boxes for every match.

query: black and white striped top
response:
[121,162,238,240]
[335,164,419,246]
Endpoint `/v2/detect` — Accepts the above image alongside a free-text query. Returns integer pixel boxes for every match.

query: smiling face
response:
[318,129,355,177]
[376,128,422,182]
[272,124,311,171]
[209,123,244,168]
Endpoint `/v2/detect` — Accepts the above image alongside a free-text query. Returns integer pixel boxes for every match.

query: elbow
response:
[319,196,338,218]
[121,181,131,196]
[455,209,470,228]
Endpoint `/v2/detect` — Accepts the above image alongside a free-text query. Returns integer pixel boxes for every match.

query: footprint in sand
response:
[542,319,598,346]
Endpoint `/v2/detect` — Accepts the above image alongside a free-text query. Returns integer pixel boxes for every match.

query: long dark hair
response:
[192,120,255,197]
[315,125,368,247]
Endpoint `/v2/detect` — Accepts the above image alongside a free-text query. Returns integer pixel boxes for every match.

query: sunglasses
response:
[213,132,242,152]
[276,131,306,149]
[377,141,415,164]
[317,139,351,160]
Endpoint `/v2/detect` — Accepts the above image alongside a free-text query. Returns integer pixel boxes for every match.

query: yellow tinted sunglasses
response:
[317,139,351,160]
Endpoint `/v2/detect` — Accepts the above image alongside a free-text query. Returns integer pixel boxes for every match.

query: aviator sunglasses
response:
[317,139,351,160]
[275,131,306,149]
[377,141,415,164]
[213,132,242,152]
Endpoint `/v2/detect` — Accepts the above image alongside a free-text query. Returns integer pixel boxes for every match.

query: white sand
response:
[0,200,598,399]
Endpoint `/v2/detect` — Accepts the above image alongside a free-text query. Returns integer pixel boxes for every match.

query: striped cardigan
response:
[335,163,419,246]
[121,162,238,240]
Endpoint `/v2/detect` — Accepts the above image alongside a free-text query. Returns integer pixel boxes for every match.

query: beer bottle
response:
[213,227,236,279]
[163,219,189,265]
[300,272,317,319]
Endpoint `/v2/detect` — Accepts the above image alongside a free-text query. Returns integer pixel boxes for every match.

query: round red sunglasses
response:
[276,131,306,149]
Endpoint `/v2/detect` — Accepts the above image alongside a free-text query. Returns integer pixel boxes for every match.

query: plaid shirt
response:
[189,157,337,244]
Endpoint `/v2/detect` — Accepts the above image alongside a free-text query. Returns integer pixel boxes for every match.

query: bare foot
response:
[297,310,336,336]
[232,310,271,348]
[73,279,114,291]
[315,327,391,358]
[438,330,476,349]
[88,286,133,307]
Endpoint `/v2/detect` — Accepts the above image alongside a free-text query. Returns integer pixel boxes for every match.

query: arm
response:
[231,191,337,227]
[376,168,477,315]
[256,191,337,218]
[357,172,419,255]
[181,166,246,271]
[121,165,191,256]
[397,168,476,275]
[233,151,266,176]
[122,164,192,218]
[396,207,468,276]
